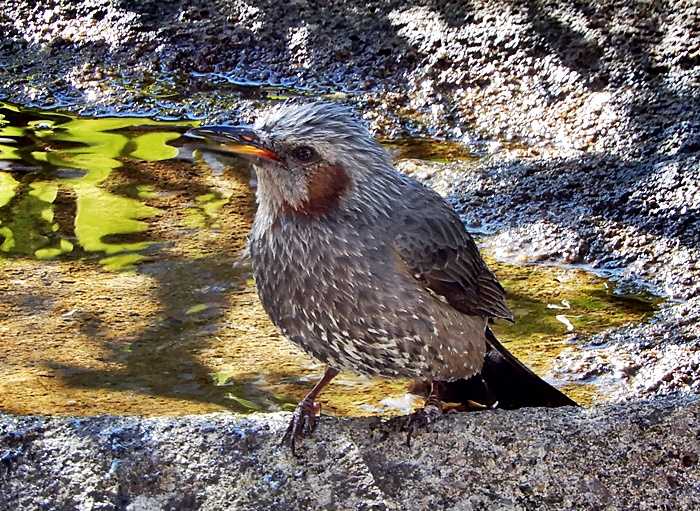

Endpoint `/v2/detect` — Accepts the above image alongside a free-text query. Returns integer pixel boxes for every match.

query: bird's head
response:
[187,102,392,216]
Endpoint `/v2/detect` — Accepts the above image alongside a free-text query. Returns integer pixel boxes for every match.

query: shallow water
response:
[0,102,656,417]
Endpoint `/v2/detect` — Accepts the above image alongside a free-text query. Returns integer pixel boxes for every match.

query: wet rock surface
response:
[1,0,699,507]
[1,1,697,143]
[2,397,700,510]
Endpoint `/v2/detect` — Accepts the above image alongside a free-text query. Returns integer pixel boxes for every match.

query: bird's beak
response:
[185,125,279,161]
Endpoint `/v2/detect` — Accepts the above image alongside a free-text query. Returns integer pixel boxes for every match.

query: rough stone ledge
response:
[2,396,699,510]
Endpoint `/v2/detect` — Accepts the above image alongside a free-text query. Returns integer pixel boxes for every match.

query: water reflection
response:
[383,137,477,162]
[0,102,478,270]
[0,101,195,269]
[0,180,62,257]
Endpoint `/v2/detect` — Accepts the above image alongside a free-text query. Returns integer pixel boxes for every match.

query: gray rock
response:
[2,397,699,510]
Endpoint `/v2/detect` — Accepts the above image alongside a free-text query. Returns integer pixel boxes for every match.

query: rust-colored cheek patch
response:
[294,164,350,216]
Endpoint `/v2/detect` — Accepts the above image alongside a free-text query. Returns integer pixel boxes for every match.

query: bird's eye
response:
[291,145,316,162]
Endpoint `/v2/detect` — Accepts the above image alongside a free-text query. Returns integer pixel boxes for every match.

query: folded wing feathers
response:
[396,223,513,321]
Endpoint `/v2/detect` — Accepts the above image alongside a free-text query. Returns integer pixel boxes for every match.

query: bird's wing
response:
[392,188,513,321]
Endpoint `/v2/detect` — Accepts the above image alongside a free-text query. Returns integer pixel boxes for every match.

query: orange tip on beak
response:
[185,125,280,161]
[222,143,280,161]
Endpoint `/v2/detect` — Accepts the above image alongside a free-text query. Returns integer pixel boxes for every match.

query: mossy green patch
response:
[487,256,657,405]
[0,172,19,208]
[0,102,190,269]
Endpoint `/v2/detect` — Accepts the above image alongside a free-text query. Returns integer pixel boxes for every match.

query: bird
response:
[187,102,577,451]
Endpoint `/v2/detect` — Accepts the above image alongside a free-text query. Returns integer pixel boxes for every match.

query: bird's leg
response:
[282,366,339,454]
[403,380,444,447]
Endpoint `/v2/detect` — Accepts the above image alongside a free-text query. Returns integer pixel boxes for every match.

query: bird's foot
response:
[447,399,494,413]
[402,401,443,448]
[281,397,322,455]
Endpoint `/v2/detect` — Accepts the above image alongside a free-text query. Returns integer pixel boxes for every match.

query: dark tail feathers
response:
[439,327,578,409]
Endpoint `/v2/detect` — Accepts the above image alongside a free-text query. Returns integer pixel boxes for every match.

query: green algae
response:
[0,172,19,208]
[128,132,182,161]
[0,181,58,256]
[183,191,231,229]
[73,186,159,255]
[0,102,196,269]
[487,258,657,405]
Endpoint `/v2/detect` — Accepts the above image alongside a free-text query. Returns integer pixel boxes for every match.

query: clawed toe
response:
[281,399,322,455]
[402,403,443,447]
[280,367,338,455]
